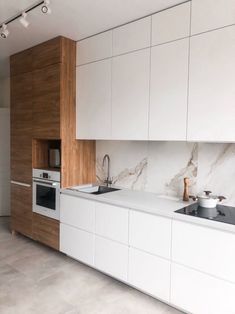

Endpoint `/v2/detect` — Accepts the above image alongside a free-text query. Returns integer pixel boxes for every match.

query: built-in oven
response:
[33,169,60,220]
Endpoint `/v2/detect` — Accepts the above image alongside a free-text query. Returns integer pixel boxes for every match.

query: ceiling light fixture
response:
[41,0,51,14]
[0,0,52,39]
[0,24,9,39]
[19,12,29,28]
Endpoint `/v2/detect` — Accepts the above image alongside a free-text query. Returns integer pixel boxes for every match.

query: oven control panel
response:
[33,168,60,182]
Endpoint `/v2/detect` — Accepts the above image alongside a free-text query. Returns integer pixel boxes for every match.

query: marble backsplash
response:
[96,141,235,206]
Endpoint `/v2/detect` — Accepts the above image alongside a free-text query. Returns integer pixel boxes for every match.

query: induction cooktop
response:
[175,203,235,226]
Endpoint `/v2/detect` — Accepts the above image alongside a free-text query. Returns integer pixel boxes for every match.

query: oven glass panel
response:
[36,185,56,210]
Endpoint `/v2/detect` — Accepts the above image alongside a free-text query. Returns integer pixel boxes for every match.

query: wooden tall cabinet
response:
[10,36,96,247]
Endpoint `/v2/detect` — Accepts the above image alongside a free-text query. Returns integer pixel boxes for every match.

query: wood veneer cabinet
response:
[11,73,33,184]
[11,184,32,238]
[10,36,96,246]
[32,213,59,250]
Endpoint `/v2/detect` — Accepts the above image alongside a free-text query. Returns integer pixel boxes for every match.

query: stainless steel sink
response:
[70,185,120,195]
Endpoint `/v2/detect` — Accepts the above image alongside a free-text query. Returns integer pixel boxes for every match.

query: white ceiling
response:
[0,0,185,78]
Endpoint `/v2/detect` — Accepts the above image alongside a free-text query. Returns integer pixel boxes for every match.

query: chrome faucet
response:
[102,154,112,186]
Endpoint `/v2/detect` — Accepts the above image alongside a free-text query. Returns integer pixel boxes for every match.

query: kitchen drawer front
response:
[129,210,171,259]
[172,220,235,283]
[129,248,170,302]
[60,223,94,266]
[60,194,95,232]
[33,213,59,250]
[171,263,235,314]
[95,202,129,244]
[95,236,128,281]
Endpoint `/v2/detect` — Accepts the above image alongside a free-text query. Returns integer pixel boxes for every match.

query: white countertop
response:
[61,185,235,234]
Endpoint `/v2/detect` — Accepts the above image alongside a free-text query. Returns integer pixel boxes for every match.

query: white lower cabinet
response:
[171,263,235,314]
[95,236,128,281]
[60,194,95,232]
[129,248,170,302]
[60,223,94,266]
[172,220,235,283]
[95,202,128,244]
[129,210,171,259]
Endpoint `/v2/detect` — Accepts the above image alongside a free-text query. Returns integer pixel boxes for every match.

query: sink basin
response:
[70,185,120,195]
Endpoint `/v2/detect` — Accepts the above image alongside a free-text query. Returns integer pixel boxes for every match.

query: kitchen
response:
[0,0,235,313]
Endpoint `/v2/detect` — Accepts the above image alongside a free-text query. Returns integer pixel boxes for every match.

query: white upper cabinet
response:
[188,26,235,142]
[76,31,112,65]
[149,38,189,140]
[112,49,150,140]
[151,2,191,46]
[76,59,112,139]
[113,17,151,55]
[191,0,235,35]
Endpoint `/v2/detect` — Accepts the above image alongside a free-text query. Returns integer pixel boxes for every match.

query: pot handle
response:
[218,196,226,202]
[189,195,197,201]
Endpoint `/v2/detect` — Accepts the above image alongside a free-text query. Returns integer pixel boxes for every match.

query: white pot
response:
[196,191,226,208]
[198,196,219,208]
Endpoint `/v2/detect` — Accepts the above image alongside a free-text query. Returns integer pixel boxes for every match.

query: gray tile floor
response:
[0,217,183,314]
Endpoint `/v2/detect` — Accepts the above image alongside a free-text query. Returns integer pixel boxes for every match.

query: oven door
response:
[33,179,60,220]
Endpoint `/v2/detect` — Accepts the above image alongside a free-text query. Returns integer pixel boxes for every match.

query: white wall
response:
[0,108,10,216]
[96,141,235,206]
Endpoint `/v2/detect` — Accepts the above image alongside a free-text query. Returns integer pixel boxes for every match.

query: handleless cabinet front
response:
[32,63,60,139]
[95,235,128,281]
[191,0,235,35]
[60,223,94,266]
[129,210,171,259]
[95,202,128,244]
[11,72,33,184]
[76,59,112,139]
[149,38,189,140]
[151,2,191,45]
[60,194,95,232]
[188,26,235,142]
[111,49,150,140]
[172,219,235,283]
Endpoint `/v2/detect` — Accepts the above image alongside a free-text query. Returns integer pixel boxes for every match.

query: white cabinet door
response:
[172,220,235,283]
[95,236,128,281]
[113,17,151,55]
[76,31,112,65]
[188,26,235,142]
[129,248,170,302]
[171,263,235,314]
[149,38,189,140]
[76,59,112,139]
[60,223,94,266]
[112,49,150,140]
[129,210,171,259]
[95,202,128,244]
[191,0,235,35]
[60,194,95,232]
[152,2,191,46]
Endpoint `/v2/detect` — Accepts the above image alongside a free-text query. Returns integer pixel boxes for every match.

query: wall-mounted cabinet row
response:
[76,0,235,66]
[76,23,235,142]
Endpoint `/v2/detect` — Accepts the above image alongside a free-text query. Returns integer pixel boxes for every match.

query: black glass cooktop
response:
[175,203,235,226]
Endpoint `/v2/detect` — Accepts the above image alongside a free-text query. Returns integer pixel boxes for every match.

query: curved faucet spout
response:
[102,154,112,186]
